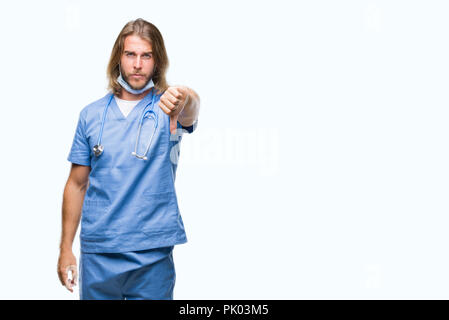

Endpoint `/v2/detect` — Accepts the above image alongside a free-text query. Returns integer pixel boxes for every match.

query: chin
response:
[134,79,148,88]
[130,83,143,90]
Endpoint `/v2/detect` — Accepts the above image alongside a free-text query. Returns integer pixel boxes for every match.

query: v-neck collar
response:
[110,88,155,122]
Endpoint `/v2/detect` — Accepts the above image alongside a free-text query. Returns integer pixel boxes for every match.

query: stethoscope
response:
[93,90,158,161]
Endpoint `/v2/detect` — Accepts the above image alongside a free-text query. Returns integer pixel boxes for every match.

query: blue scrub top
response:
[67,89,197,253]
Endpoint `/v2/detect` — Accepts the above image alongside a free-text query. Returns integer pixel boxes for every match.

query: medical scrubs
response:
[79,246,176,300]
[67,88,196,299]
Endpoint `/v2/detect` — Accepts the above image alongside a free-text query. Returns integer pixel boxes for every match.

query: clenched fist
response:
[157,86,190,134]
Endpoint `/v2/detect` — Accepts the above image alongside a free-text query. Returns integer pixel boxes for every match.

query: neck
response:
[117,87,153,101]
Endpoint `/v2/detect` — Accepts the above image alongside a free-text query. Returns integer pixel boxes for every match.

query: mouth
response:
[131,74,144,78]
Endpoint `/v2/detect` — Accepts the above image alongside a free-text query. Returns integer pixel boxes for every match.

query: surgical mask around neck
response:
[117,69,154,95]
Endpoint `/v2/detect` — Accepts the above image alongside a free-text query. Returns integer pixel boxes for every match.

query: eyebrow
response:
[124,50,153,55]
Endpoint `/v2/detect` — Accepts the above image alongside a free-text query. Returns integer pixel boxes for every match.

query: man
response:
[57,18,200,300]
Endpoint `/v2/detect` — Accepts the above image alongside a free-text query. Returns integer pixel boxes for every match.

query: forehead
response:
[123,34,152,52]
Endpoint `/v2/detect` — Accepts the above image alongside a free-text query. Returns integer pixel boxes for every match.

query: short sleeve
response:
[177,119,198,134]
[67,111,91,166]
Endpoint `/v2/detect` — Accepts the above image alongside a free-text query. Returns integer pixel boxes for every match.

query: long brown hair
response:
[106,18,169,96]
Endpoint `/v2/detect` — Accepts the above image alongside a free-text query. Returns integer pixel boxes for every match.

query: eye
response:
[126,52,134,57]
[143,53,152,59]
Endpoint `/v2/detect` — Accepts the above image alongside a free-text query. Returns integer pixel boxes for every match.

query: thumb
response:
[170,114,178,135]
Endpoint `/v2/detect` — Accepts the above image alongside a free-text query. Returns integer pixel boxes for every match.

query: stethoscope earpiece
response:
[131,151,148,161]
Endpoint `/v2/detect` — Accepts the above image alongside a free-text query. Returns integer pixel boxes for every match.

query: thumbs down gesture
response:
[157,86,191,134]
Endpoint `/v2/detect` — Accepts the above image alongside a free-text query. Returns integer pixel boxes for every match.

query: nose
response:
[134,56,142,69]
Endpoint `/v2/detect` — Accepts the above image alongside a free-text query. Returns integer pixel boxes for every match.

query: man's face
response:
[120,34,155,90]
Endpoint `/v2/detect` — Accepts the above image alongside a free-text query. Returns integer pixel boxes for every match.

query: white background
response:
[0,0,447,299]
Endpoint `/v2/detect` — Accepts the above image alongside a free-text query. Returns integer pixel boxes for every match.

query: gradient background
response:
[0,0,448,299]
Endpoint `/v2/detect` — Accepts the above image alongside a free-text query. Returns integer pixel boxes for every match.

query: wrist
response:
[59,244,73,252]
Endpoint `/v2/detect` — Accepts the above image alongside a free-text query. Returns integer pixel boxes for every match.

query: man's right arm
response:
[57,163,90,292]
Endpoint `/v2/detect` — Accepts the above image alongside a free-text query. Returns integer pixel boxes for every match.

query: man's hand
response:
[158,86,190,134]
[57,249,78,293]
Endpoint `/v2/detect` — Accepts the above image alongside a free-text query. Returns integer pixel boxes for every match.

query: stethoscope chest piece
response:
[93,144,104,157]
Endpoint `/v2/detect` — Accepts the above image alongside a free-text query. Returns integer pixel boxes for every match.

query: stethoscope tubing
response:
[132,104,158,160]
[96,93,115,148]
[94,90,158,160]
